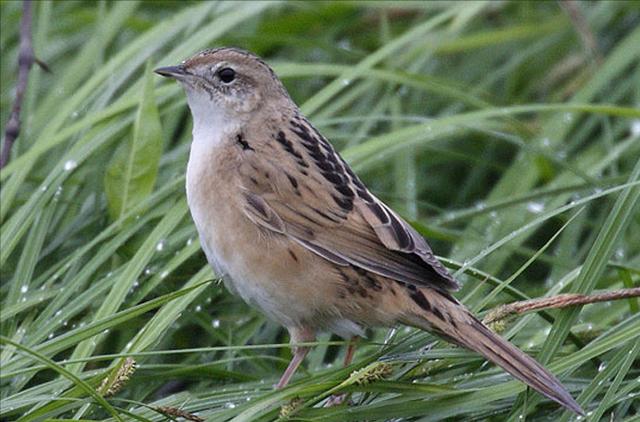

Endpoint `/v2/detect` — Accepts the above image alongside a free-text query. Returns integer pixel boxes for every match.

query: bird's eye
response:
[217,67,235,83]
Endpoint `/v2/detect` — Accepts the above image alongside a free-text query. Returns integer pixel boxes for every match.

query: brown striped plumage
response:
[155,47,583,415]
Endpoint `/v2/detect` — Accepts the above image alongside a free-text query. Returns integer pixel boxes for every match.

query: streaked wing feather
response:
[358,198,458,289]
[240,113,459,292]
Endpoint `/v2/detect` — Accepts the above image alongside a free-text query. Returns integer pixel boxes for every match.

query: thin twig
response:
[1,0,47,169]
[484,287,640,326]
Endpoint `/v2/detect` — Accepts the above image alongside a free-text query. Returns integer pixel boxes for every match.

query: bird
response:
[154,47,583,415]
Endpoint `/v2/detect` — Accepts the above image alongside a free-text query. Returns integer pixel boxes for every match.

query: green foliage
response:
[104,61,163,223]
[1,1,638,421]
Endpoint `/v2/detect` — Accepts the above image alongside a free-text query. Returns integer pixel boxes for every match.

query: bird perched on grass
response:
[155,47,583,415]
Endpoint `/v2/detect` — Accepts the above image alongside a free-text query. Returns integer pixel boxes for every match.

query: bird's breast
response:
[184,138,314,326]
[185,137,239,276]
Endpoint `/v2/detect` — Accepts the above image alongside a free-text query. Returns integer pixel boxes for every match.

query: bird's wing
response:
[239,115,459,291]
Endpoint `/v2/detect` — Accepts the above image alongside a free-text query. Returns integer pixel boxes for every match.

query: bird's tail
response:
[403,288,583,415]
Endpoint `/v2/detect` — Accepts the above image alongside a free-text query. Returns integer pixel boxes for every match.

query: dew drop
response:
[195,305,202,312]
[337,39,351,50]
[63,160,78,171]
[563,112,574,123]
[526,201,545,214]
[212,319,220,328]
[341,79,351,86]
[631,120,640,137]
[155,240,165,251]
[20,285,28,294]
[598,362,607,372]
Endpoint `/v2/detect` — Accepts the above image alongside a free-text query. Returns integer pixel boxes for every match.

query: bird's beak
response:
[154,65,188,79]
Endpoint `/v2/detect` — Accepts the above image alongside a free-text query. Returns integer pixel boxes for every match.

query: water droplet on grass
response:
[526,201,545,213]
[63,160,77,171]
[563,112,574,123]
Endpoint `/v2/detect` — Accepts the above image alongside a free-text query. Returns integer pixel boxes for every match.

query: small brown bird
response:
[155,47,583,415]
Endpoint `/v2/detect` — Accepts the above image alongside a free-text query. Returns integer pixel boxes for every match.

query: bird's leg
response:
[275,348,309,389]
[343,336,359,367]
[326,336,359,406]
[276,327,315,389]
